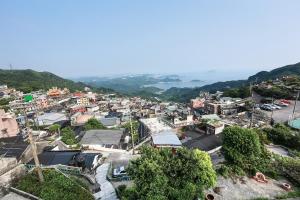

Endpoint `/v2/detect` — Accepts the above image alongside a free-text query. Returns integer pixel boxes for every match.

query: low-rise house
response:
[36,112,68,126]
[99,117,120,128]
[71,113,93,126]
[0,109,19,138]
[206,120,225,135]
[80,129,123,150]
[69,105,86,114]
[152,130,182,148]
[26,150,100,172]
[86,104,99,113]
[36,95,48,109]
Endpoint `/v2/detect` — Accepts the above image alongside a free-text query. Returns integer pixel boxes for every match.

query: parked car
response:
[260,104,273,111]
[113,166,127,178]
[267,104,281,110]
[281,99,291,104]
[275,102,289,107]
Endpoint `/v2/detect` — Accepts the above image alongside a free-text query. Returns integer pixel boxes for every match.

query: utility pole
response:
[291,90,300,120]
[129,110,135,155]
[23,109,44,183]
[270,96,274,125]
[249,82,254,128]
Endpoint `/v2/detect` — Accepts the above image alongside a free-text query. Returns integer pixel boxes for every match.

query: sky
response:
[0,0,300,78]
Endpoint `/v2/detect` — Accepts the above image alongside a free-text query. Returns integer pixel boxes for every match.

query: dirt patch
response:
[205,176,292,200]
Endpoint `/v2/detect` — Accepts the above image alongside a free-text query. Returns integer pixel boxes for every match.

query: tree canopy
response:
[263,123,300,151]
[61,127,77,145]
[16,169,93,200]
[84,118,106,130]
[49,124,61,134]
[123,146,216,200]
[222,126,270,174]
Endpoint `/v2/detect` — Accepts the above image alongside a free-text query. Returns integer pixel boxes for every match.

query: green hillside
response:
[162,62,300,102]
[0,69,112,93]
[248,62,300,82]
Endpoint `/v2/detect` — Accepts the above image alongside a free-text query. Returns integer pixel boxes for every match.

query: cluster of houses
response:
[0,83,275,197]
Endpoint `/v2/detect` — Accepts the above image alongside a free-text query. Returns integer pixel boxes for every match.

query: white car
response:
[113,166,127,177]
[271,104,282,110]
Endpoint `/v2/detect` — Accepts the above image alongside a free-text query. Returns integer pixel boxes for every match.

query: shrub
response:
[61,127,77,145]
[16,169,93,200]
[84,118,106,130]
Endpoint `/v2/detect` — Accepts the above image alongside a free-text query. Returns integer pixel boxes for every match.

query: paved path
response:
[94,163,118,200]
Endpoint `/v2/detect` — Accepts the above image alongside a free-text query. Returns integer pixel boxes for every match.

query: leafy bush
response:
[84,118,106,130]
[264,124,300,151]
[125,146,216,200]
[222,126,273,176]
[16,169,93,200]
[61,127,77,145]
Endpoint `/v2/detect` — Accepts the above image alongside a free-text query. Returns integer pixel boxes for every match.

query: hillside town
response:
[0,74,300,200]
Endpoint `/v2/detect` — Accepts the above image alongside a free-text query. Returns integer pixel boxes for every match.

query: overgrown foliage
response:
[222,126,272,175]
[222,86,250,98]
[0,69,112,93]
[84,118,106,130]
[121,121,139,142]
[16,169,93,200]
[49,124,61,135]
[121,146,216,200]
[263,123,300,151]
[61,127,77,145]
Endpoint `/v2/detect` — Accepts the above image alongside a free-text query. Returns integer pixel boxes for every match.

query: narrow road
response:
[93,163,118,200]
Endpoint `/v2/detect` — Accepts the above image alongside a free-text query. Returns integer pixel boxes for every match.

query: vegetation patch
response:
[120,146,217,200]
[15,169,93,200]
[61,127,77,145]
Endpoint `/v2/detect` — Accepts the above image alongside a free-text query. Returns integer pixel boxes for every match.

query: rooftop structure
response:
[139,118,171,134]
[80,129,123,149]
[0,109,19,138]
[36,112,68,126]
[152,130,182,148]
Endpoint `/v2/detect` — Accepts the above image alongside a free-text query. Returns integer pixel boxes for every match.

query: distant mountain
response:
[248,62,300,82]
[0,69,113,93]
[76,74,180,94]
[162,62,300,102]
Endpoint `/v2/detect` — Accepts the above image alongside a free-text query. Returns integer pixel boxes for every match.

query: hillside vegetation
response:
[0,69,112,93]
[162,62,300,102]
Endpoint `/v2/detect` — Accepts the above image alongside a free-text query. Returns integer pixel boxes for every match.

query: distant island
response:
[190,79,204,82]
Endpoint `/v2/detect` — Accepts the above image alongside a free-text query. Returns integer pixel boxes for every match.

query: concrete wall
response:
[0,109,19,138]
[0,158,18,176]
[19,141,49,164]
[0,164,26,187]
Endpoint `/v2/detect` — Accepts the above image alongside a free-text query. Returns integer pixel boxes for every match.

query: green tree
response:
[49,124,61,136]
[16,169,93,200]
[122,121,139,143]
[125,146,216,200]
[264,123,300,151]
[61,127,77,145]
[84,118,106,130]
[222,126,265,173]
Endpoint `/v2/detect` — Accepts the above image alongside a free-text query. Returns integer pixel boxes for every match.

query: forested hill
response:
[0,69,113,93]
[162,62,300,102]
[248,62,300,82]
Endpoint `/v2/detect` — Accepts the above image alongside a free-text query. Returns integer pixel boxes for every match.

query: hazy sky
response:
[1,0,300,78]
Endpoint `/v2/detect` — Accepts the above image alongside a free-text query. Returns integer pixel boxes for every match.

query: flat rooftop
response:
[152,130,181,147]
[139,118,171,133]
[27,150,99,169]
[0,136,28,160]
[80,129,123,146]
[183,131,222,151]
